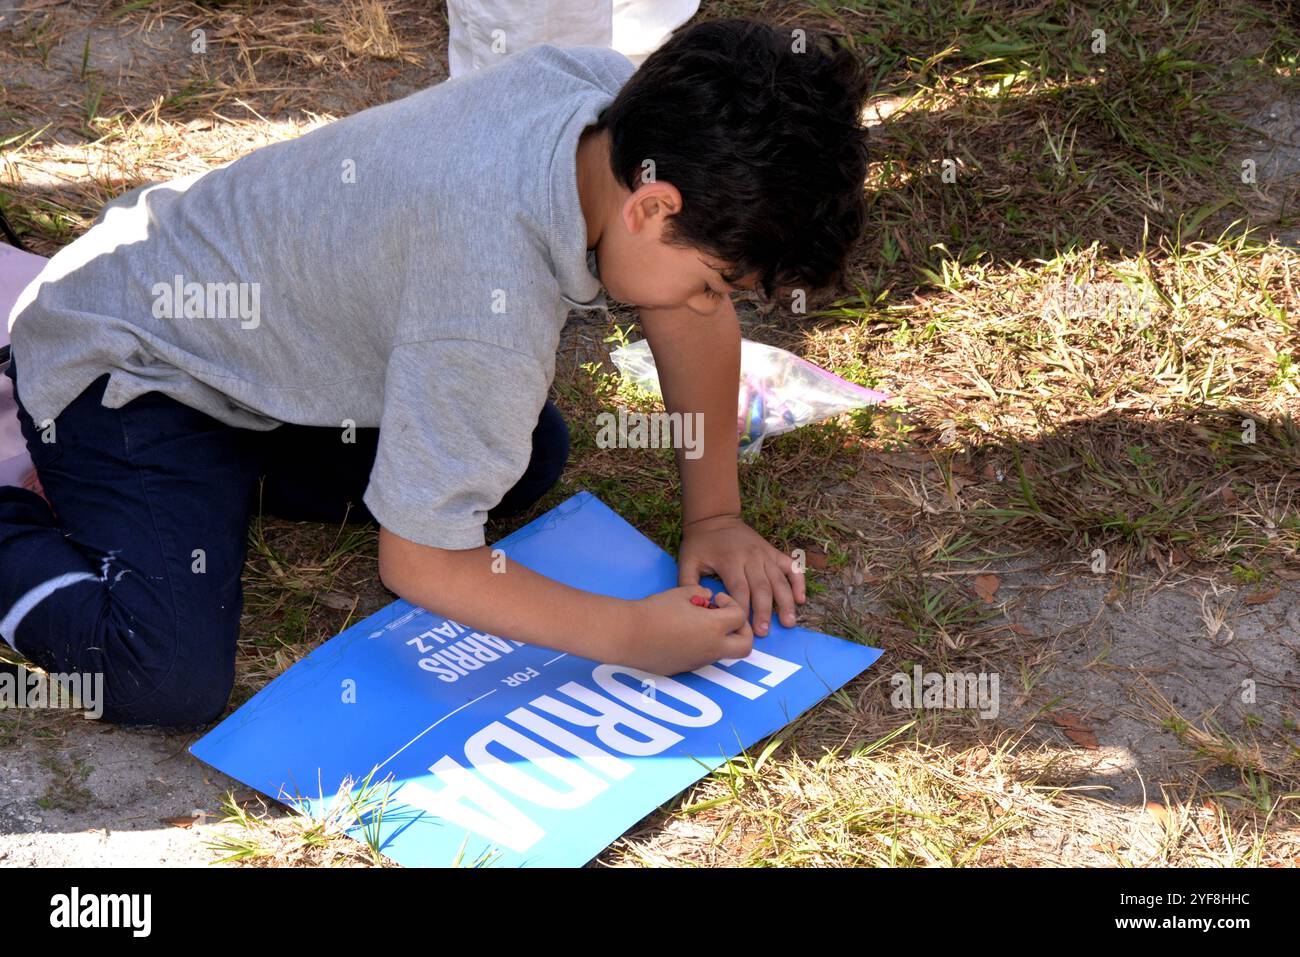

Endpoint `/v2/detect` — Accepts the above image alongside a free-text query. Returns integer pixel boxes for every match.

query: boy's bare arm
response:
[376,526,753,673]
[378,527,636,659]
[374,295,758,669]
[639,296,806,632]
[638,296,743,525]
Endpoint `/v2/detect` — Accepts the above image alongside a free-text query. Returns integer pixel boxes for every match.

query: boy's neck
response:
[576,126,618,252]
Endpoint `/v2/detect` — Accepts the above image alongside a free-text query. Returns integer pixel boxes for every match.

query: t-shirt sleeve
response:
[582,45,637,92]
[363,338,550,550]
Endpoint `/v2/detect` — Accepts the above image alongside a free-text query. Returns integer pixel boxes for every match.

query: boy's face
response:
[594,185,754,314]
[578,126,758,314]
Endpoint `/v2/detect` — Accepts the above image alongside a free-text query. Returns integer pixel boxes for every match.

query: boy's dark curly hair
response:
[592,17,870,300]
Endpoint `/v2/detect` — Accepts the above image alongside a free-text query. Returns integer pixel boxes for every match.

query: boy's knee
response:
[97,618,235,729]
[103,665,233,728]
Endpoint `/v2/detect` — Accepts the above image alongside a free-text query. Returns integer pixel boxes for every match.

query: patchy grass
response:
[204,766,400,867]
[35,750,94,813]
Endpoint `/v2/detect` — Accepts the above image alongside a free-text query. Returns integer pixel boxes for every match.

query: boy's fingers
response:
[708,594,752,640]
[769,563,798,628]
[786,556,808,603]
[746,563,774,635]
[769,547,806,604]
[709,592,747,631]
[720,629,754,661]
[711,595,754,649]
[719,568,753,609]
[677,557,703,588]
[726,578,751,625]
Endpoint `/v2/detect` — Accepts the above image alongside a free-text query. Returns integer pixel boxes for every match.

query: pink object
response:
[1,244,49,491]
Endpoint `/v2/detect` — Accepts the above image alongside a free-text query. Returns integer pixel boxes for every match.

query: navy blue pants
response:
[0,357,569,728]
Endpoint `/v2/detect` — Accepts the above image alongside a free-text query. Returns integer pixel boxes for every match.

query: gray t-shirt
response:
[8,43,634,550]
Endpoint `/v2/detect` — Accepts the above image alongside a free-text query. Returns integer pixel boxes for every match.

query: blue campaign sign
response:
[191,491,882,866]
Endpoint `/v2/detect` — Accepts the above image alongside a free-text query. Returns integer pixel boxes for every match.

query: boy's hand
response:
[677,515,807,636]
[622,585,753,675]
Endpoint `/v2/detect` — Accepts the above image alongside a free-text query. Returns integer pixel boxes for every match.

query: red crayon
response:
[690,595,720,608]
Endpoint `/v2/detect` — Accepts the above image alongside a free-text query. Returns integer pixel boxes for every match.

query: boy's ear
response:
[622,181,683,235]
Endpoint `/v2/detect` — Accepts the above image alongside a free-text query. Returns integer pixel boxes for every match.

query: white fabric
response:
[0,245,44,489]
[447,0,699,76]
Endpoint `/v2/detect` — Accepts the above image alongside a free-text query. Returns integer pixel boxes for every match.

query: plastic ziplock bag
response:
[610,338,892,461]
